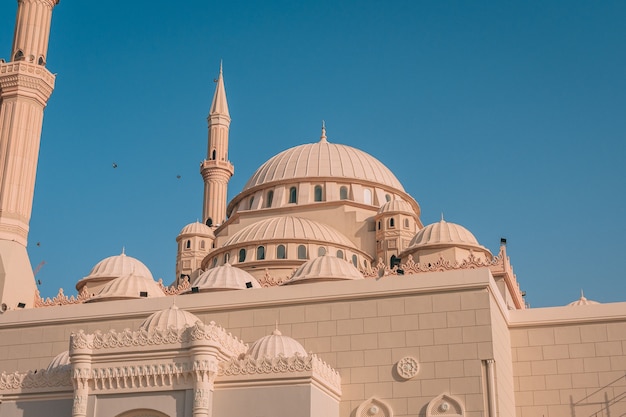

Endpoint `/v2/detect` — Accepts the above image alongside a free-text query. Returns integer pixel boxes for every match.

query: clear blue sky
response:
[1,1,625,307]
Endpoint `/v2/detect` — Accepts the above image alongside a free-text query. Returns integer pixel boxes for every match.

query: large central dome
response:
[243,138,404,192]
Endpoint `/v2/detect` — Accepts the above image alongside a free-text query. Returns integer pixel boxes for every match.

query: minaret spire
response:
[0,0,60,309]
[200,63,234,227]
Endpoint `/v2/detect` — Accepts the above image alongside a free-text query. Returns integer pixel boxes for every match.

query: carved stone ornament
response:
[72,393,88,415]
[396,356,419,380]
[193,388,210,409]
[355,397,393,417]
[426,393,464,416]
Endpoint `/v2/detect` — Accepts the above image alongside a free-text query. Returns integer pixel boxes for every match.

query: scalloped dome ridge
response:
[88,273,165,302]
[178,221,215,238]
[80,252,153,283]
[248,329,307,359]
[46,350,70,372]
[407,219,487,251]
[191,263,261,291]
[243,140,404,192]
[139,305,201,331]
[283,255,363,285]
[224,216,357,249]
[377,199,415,215]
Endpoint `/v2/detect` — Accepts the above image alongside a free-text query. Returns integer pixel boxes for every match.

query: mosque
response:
[0,1,625,417]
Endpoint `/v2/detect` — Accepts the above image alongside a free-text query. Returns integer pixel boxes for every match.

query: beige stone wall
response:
[510,305,626,417]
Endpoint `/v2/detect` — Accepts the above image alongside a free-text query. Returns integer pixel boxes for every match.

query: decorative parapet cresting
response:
[219,353,341,394]
[0,368,72,392]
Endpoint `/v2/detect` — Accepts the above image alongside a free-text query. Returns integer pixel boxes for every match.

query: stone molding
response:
[0,62,55,101]
[0,368,72,392]
[219,353,341,394]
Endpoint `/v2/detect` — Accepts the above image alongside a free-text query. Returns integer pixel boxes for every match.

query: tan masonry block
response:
[341,383,365,400]
[531,360,557,375]
[420,378,451,397]
[351,366,379,383]
[475,309,491,326]
[542,344,570,360]
[407,397,429,416]
[378,331,406,348]
[290,322,317,339]
[519,405,548,417]
[432,293,461,312]
[559,388,587,405]
[331,303,350,320]
[554,326,581,344]
[583,357,611,372]
[391,379,421,397]
[337,350,364,367]
[463,359,483,377]
[41,326,66,343]
[364,348,391,366]
[597,370,624,387]
[476,341,493,358]
[352,333,378,350]
[434,327,463,345]
[252,308,279,326]
[450,376,482,394]
[420,345,449,362]
[241,326,271,343]
[7,344,28,359]
[318,320,337,336]
[518,375,546,391]
[447,310,476,327]
[569,343,596,358]
[610,355,626,369]
[304,304,331,322]
[337,318,364,335]
[516,346,544,361]
[331,335,351,351]
[417,361,435,379]
[377,364,395,382]
[339,402,352,417]
[406,329,434,346]
[607,322,626,341]
[515,391,534,406]
[556,358,583,374]
[448,343,478,360]
[418,312,447,329]
[435,360,464,378]
[513,361,531,377]
[385,397,408,416]
[547,404,572,416]
[19,327,43,344]
[390,314,419,331]
[528,328,555,346]
[464,393,485,413]
[279,305,305,324]
[304,336,330,353]
[580,324,608,343]
[390,346,420,360]
[377,298,405,316]
[595,340,623,356]
[462,325,492,343]
[404,296,432,314]
[29,342,53,358]
[572,372,599,388]
[364,316,391,333]
[363,382,393,398]
[545,374,572,389]
[350,300,378,319]
[460,289,489,310]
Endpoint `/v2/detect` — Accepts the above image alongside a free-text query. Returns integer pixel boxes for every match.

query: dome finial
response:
[121,246,126,255]
[320,120,327,142]
[273,320,281,335]
[441,212,445,222]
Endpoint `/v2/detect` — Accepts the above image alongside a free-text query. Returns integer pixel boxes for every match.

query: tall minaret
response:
[0,0,59,310]
[200,63,234,227]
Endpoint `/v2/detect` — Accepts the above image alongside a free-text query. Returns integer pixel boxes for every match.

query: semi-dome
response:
[178,221,215,239]
[190,263,261,292]
[282,255,364,285]
[46,350,70,372]
[247,328,307,359]
[243,139,404,192]
[77,251,153,291]
[87,273,165,302]
[224,216,357,249]
[377,199,416,215]
[139,304,201,332]
[405,219,490,253]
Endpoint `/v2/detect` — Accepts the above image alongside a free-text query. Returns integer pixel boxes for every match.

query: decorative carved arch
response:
[425,393,465,416]
[115,409,169,417]
[355,397,393,417]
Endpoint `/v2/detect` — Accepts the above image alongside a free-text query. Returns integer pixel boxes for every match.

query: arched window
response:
[206,217,213,227]
[352,254,358,267]
[377,221,381,230]
[266,190,274,208]
[404,218,409,228]
[238,248,246,263]
[14,50,24,61]
[336,250,344,259]
[185,240,191,250]
[257,246,265,260]
[385,194,391,202]
[277,244,286,259]
[314,185,323,202]
[212,149,216,160]
[212,257,218,267]
[390,255,400,268]
[289,187,297,203]
[249,196,255,209]
[224,253,230,264]
[200,240,205,249]
[363,189,372,205]
[340,186,349,200]
[363,260,369,269]
[318,247,326,256]
[37,56,45,66]
[389,218,395,228]
[298,245,307,259]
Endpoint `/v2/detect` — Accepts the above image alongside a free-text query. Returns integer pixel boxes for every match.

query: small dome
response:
[243,140,405,192]
[177,221,215,239]
[46,350,70,372]
[248,328,307,359]
[568,291,600,306]
[282,255,363,285]
[139,304,201,332]
[377,199,415,215]
[87,273,165,302]
[224,216,356,249]
[77,251,153,291]
[406,219,490,254]
[190,263,261,292]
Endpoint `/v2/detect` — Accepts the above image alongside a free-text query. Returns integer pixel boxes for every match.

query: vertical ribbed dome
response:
[405,219,490,255]
[189,263,261,292]
[77,251,153,291]
[282,255,363,285]
[139,305,201,331]
[567,291,600,306]
[247,329,307,359]
[46,350,70,372]
[87,273,165,302]
[177,221,215,239]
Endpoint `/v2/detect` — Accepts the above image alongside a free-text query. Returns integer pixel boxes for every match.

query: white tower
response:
[0,0,59,310]
[200,63,234,227]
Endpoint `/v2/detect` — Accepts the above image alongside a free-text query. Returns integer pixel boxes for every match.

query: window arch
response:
[224,253,230,264]
[289,187,297,203]
[318,247,326,256]
[314,185,323,202]
[185,240,191,250]
[115,409,170,417]
[389,218,395,228]
[277,244,286,259]
[212,149,216,160]
[257,246,265,260]
[212,257,218,267]
[336,250,344,259]
[248,196,255,210]
[363,189,372,205]
[377,221,381,230]
[340,186,349,200]
[404,218,409,228]
[14,50,24,61]
[352,254,358,267]
[298,245,307,259]
[238,248,246,263]
[385,194,391,202]
[200,240,205,249]
[266,190,274,208]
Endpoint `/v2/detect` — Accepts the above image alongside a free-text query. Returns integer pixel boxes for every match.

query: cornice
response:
[0,62,56,103]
